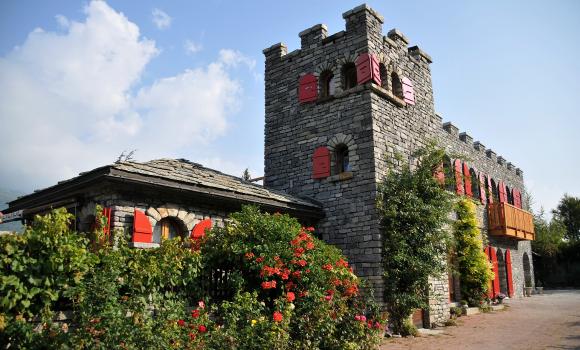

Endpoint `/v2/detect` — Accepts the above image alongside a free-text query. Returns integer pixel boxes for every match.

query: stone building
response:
[2,4,534,328]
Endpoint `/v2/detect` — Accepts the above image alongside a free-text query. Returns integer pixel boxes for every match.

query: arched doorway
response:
[497,249,508,294]
[523,252,533,287]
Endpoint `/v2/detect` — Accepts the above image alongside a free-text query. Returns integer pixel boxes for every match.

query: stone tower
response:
[263,3,439,308]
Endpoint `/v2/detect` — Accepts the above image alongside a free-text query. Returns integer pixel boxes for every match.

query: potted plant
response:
[496,293,506,304]
[536,280,544,294]
[524,284,533,297]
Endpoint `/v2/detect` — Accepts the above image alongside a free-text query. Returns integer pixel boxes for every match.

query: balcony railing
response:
[488,202,535,240]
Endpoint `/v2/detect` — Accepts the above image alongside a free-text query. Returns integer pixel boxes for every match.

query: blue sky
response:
[0,0,578,215]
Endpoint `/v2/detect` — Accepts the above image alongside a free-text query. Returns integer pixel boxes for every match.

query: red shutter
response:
[485,247,494,298]
[298,74,318,103]
[355,53,381,85]
[401,77,415,105]
[505,250,514,297]
[487,177,494,204]
[454,159,464,195]
[312,147,331,179]
[479,173,487,204]
[434,162,445,186]
[133,209,152,243]
[491,248,500,298]
[191,219,212,240]
[498,181,507,203]
[102,207,112,236]
[463,163,472,197]
[513,189,521,209]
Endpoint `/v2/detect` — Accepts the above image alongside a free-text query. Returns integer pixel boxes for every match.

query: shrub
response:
[377,144,454,334]
[453,199,493,306]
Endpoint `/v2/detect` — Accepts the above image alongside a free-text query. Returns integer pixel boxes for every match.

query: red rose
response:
[191,309,200,318]
[198,325,207,333]
[305,241,315,250]
[256,256,264,263]
[273,311,283,323]
[286,292,295,302]
[189,332,196,340]
[298,260,307,267]
[177,319,186,327]
[244,252,255,260]
[322,264,333,271]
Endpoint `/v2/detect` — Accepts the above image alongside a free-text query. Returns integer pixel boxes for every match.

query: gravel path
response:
[380,290,580,350]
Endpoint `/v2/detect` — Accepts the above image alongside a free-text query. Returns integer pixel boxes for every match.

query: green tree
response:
[552,194,580,241]
[453,198,493,306]
[533,209,565,257]
[377,144,454,334]
[242,168,251,181]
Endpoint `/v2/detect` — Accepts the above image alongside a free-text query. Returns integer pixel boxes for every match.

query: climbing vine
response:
[377,143,454,334]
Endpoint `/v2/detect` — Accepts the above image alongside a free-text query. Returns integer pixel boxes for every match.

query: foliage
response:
[376,143,454,334]
[532,209,565,257]
[242,168,252,181]
[449,306,463,318]
[552,194,580,241]
[453,198,493,307]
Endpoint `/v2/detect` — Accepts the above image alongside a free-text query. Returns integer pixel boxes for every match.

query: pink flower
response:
[198,301,205,309]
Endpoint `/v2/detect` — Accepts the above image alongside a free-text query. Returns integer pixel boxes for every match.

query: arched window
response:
[319,70,335,98]
[523,252,532,287]
[470,168,479,199]
[442,155,453,191]
[341,63,357,90]
[491,179,499,202]
[379,63,388,90]
[506,185,513,205]
[391,72,403,99]
[334,144,350,174]
[153,217,185,244]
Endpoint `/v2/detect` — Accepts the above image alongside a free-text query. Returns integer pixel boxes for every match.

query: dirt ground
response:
[380,290,580,350]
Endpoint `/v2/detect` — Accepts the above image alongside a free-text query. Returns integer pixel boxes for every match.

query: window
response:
[391,72,403,99]
[341,63,357,90]
[379,63,388,89]
[153,217,184,244]
[334,144,350,174]
[491,179,499,202]
[319,70,335,98]
[506,185,513,205]
[470,168,479,199]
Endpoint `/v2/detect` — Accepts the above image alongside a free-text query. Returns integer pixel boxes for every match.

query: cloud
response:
[184,39,202,55]
[0,1,248,192]
[152,8,171,30]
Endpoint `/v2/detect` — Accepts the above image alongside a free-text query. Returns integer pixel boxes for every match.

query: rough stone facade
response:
[263,4,534,327]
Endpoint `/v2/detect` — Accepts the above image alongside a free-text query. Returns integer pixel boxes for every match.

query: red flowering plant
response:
[201,206,384,349]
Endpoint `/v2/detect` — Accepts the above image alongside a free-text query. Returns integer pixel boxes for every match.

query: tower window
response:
[341,63,357,90]
[319,70,335,98]
[379,63,388,89]
[391,72,403,99]
[334,144,350,174]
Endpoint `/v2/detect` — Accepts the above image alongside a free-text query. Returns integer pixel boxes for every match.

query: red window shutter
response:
[102,207,112,236]
[491,248,500,298]
[513,189,522,209]
[133,209,152,243]
[479,173,487,204]
[191,219,212,240]
[401,77,416,105]
[505,250,514,297]
[298,74,318,103]
[487,177,494,204]
[355,53,381,85]
[454,159,464,195]
[463,163,472,197]
[498,181,507,203]
[434,162,445,186]
[312,147,331,179]
[485,247,494,298]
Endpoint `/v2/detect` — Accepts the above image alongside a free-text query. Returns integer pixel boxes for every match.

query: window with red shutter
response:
[391,73,403,99]
[312,147,331,179]
[491,247,500,298]
[298,74,318,103]
[434,162,445,187]
[489,178,497,203]
[341,63,357,90]
[191,219,212,240]
[355,53,381,85]
[401,77,415,105]
[133,209,153,243]
[505,250,514,297]
[498,181,507,203]
[479,173,487,204]
[454,159,464,195]
[485,247,494,299]
[463,163,472,197]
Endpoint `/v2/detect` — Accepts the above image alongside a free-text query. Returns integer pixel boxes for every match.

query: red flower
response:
[299,290,308,297]
[297,259,307,267]
[306,226,315,232]
[191,309,200,318]
[286,292,295,302]
[305,241,315,250]
[261,280,277,289]
[177,319,186,327]
[324,295,332,301]
[294,247,305,257]
[292,270,301,279]
[273,311,283,323]
[198,325,207,333]
[189,332,196,340]
[256,256,264,263]
[244,252,255,260]
[322,264,333,271]
[335,258,349,268]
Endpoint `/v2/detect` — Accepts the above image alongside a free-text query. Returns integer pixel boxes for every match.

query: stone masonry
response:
[263,4,534,327]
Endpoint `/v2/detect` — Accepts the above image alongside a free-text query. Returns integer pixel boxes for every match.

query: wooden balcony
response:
[488,202,535,240]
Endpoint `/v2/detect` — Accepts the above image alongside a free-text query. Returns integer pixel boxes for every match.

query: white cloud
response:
[0,1,248,192]
[152,8,171,30]
[218,49,256,70]
[184,39,202,55]
[55,14,70,28]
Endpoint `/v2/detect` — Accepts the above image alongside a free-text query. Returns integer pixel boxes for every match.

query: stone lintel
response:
[408,45,433,64]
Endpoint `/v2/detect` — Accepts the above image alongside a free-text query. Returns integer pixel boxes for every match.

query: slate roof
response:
[111,158,320,209]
